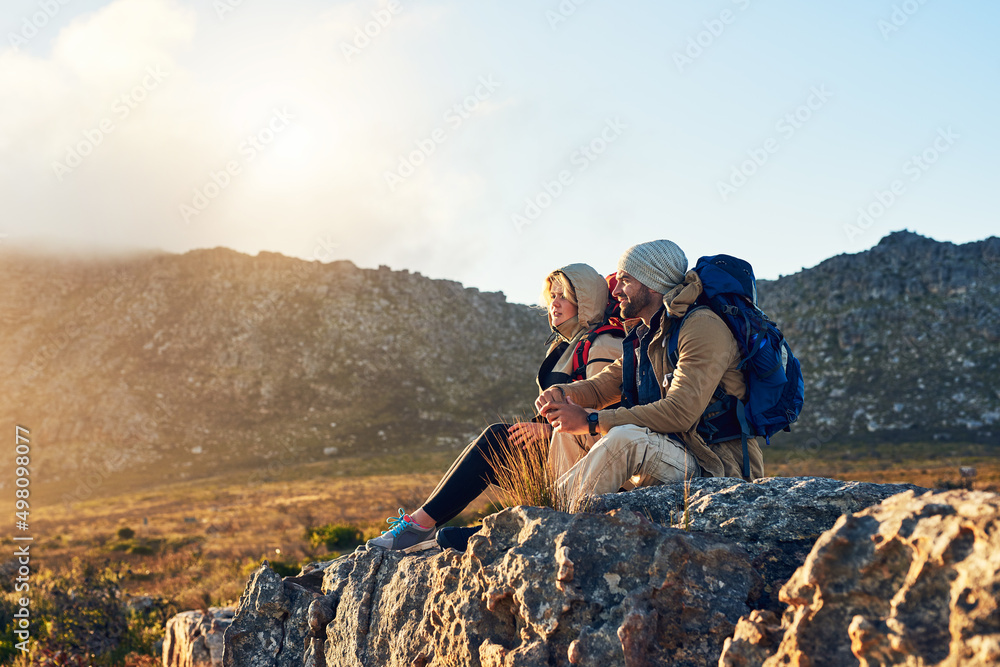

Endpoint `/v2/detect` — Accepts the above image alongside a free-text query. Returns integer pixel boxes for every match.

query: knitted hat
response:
[617,240,688,294]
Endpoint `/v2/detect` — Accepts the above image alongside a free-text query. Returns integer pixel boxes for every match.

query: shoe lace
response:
[383,509,410,537]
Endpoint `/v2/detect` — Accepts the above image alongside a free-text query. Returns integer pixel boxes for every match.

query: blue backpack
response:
[667,254,805,478]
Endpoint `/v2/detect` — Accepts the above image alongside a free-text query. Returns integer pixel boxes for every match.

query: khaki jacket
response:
[555,270,764,480]
[538,264,624,475]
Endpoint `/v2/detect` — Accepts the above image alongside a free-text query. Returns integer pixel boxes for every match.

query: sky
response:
[1,0,997,305]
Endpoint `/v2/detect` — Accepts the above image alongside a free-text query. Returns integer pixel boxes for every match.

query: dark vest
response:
[620,309,664,409]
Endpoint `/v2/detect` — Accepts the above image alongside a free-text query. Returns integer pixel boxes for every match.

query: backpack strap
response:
[669,305,753,479]
[735,400,751,480]
[570,324,625,381]
[666,306,707,368]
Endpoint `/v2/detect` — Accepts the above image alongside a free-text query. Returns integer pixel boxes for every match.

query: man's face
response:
[612,272,656,319]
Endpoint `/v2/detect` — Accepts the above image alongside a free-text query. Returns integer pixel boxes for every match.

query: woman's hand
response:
[507,422,553,449]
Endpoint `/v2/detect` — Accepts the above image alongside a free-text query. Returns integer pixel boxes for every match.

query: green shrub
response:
[0,596,20,665]
[304,524,363,552]
[268,559,301,577]
[33,561,129,659]
[1,561,176,665]
[106,537,162,556]
[127,543,156,556]
[117,527,136,540]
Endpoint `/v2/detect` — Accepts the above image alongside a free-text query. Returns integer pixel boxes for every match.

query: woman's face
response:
[548,280,578,328]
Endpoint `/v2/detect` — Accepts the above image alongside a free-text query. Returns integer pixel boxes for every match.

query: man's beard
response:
[620,286,654,319]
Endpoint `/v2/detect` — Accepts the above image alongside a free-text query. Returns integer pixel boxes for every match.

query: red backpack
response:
[568,273,625,381]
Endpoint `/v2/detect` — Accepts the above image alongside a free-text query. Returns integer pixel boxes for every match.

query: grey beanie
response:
[617,240,688,294]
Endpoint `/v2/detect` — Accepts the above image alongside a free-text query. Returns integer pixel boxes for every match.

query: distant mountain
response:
[758,230,999,448]
[2,231,997,503]
[0,249,548,502]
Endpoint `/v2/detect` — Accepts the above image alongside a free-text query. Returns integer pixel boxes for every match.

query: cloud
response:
[0,0,525,299]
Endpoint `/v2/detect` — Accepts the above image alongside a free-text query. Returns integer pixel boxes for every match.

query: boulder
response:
[719,489,1000,666]
[162,607,234,667]
[591,476,923,610]
[223,507,763,667]
[221,562,321,667]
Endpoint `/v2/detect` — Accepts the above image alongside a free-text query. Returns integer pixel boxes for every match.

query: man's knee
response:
[598,424,649,453]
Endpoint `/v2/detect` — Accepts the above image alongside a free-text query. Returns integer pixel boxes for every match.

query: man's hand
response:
[534,386,567,414]
[507,422,552,449]
[540,396,592,435]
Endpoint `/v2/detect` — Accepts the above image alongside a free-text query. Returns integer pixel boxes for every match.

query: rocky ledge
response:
[163,477,999,666]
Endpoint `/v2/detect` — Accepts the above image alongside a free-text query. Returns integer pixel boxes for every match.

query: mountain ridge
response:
[2,230,997,503]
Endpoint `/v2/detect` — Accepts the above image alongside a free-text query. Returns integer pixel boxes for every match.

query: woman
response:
[365,263,624,553]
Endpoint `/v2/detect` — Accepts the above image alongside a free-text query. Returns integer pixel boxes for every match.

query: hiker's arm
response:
[601,312,737,435]
[537,358,624,413]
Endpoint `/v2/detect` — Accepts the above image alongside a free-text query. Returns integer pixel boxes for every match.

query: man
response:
[537,239,764,506]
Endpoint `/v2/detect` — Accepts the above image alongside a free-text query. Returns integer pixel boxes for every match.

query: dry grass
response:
[487,426,565,512]
[768,451,1000,492]
[10,446,996,624]
[18,467,493,610]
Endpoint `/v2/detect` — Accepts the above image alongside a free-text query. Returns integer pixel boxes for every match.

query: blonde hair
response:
[541,271,578,308]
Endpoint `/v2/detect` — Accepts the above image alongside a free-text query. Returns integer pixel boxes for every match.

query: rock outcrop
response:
[591,476,923,611]
[210,476,960,667]
[163,607,234,667]
[719,489,1000,666]
[224,507,764,667]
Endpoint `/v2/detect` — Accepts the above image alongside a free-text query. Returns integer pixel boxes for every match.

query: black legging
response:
[421,423,513,526]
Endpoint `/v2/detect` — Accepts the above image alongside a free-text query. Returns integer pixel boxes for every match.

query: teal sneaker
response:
[365,509,437,553]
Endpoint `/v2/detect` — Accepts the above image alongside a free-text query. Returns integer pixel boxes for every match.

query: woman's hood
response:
[556,263,609,331]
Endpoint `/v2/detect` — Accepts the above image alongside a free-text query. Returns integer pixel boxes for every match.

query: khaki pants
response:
[547,432,593,481]
[556,425,700,509]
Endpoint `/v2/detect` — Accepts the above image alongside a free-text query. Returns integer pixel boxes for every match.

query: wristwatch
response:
[587,411,600,437]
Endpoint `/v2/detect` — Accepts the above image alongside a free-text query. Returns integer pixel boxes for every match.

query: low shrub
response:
[0,560,176,666]
[304,524,364,552]
[268,559,301,577]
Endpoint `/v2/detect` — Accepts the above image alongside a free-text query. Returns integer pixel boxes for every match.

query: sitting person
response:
[537,240,765,510]
[366,263,624,552]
